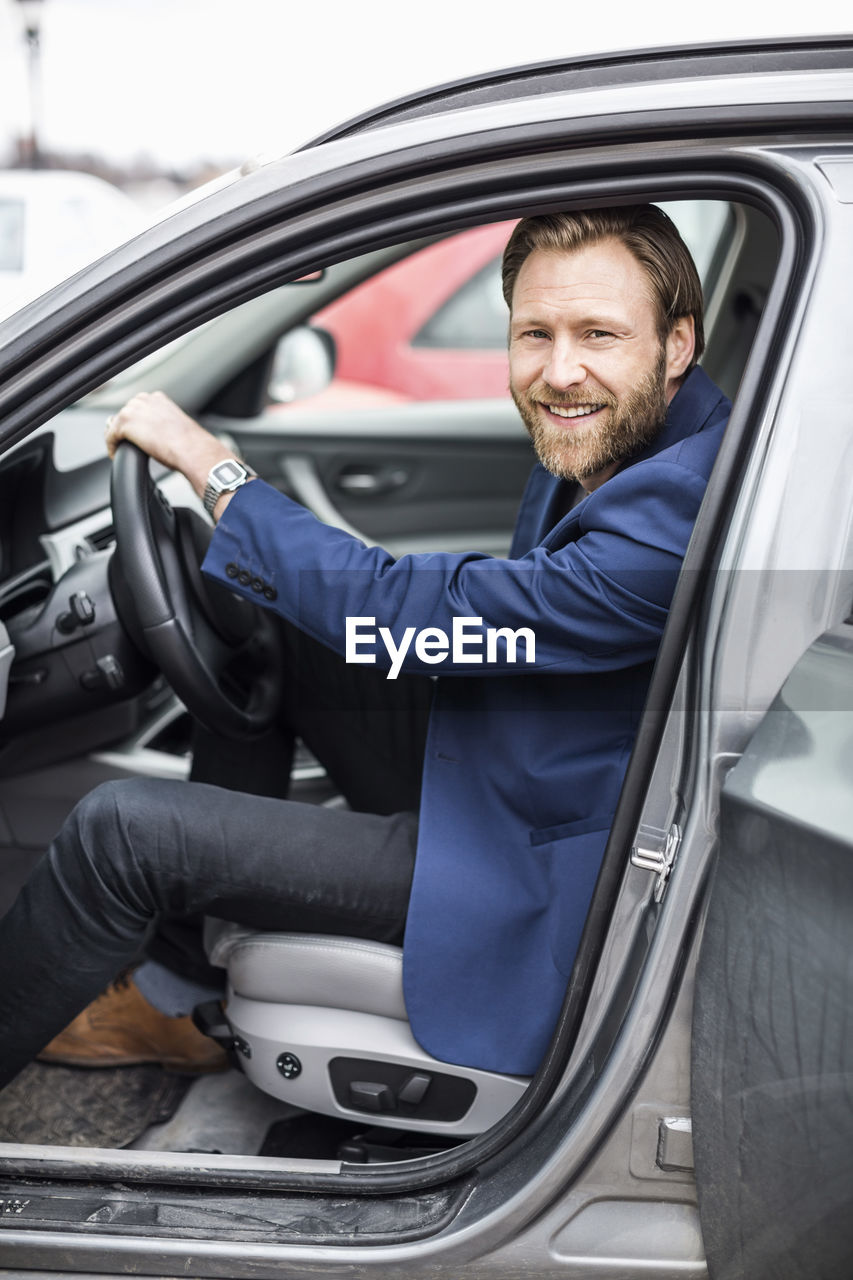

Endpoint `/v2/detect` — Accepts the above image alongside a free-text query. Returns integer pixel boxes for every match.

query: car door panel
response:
[692,621,853,1279]
[206,399,532,557]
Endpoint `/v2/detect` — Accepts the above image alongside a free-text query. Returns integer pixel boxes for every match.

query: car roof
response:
[304,35,853,146]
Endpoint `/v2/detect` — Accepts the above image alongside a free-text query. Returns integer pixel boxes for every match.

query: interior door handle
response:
[335,466,410,496]
[279,455,375,545]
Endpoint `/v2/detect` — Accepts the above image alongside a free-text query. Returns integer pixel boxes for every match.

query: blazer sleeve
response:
[202,457,709,678]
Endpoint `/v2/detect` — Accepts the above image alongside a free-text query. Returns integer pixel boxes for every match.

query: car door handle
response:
[280,455,376,545]
[335,466,410,496]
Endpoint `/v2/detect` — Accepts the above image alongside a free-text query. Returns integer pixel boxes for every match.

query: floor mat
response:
[131,1069,295,1155]
[0,1061,191,1148]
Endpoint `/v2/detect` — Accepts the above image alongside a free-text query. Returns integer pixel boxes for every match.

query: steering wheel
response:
[109,441,283,739]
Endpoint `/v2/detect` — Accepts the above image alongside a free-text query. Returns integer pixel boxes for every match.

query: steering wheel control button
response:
[276,1052,302,1080]
[225,562,239,579]
[349,1081,395,1113]
[263,586,277,602]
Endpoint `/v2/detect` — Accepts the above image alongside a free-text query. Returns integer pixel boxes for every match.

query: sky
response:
[0,0,851,173]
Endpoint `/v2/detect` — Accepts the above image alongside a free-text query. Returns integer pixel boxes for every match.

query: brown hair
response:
[501,205,705,368]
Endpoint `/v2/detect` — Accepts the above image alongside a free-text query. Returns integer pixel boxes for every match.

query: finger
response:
[104,414,120,458]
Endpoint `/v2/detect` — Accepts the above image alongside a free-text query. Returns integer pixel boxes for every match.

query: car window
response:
[414,256,508,350]
[304,220,517,405]
[77,200,739,430]
[663,200,731,279]
[416,201,732,355]
[293,202,735,409]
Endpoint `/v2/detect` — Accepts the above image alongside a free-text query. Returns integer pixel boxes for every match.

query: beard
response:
[510,347,669,482]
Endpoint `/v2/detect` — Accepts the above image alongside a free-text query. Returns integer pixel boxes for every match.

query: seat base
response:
[203,923,530,1136]
[216,991,528,1136]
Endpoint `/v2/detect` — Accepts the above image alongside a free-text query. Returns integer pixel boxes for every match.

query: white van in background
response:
[0,169,141,319]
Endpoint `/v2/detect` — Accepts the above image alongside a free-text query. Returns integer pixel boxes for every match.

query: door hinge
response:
[631,823,682,902]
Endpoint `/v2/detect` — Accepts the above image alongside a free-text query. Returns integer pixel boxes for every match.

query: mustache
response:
[526,382,617,409]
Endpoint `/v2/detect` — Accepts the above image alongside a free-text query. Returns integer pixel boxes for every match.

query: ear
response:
[664,315,695,397]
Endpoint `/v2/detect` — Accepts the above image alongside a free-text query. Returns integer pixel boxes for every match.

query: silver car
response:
[0,36,850,1279]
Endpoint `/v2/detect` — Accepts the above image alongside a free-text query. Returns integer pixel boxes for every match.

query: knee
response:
[61,777,163,872]
[48,777,194,924]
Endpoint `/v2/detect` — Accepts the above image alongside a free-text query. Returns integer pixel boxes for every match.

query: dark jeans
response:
[0,623,433,1088]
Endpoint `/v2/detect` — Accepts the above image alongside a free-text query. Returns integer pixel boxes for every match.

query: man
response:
[0,206,730,1088]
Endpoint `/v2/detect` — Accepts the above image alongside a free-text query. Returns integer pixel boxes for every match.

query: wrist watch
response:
[202,458,256,518]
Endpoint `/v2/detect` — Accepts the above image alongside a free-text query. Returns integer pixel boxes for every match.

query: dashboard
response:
[0,418,196,773]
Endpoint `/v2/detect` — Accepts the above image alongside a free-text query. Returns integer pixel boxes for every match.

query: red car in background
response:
[306,220,515,404]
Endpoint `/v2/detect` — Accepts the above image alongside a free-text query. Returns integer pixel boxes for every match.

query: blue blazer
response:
[204,367,730,1076]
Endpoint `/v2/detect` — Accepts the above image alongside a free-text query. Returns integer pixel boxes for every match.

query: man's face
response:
[508,238,691,490]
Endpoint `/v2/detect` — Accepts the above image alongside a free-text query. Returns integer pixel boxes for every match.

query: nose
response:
[542,337,586,390]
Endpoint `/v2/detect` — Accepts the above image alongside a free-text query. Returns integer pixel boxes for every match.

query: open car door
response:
[691,617,853,1278]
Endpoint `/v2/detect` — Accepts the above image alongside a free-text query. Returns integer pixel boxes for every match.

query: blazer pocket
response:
[530,823,610,976]
[529,812,612,847]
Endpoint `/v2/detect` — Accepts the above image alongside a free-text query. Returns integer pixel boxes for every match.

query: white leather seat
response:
[204,920,530,1136]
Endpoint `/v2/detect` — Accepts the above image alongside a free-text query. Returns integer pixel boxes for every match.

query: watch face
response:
[213,460,245,485]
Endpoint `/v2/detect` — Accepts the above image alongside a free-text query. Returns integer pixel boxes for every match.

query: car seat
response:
[198,920,530,1137]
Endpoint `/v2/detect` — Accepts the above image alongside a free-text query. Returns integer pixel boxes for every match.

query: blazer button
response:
[238,571,251,586]
[225,563,239,578]
[263,586,278,602]
[251,577,264,593]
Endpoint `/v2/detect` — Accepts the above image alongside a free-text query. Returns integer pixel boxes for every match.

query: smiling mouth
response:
[542,402,607,421]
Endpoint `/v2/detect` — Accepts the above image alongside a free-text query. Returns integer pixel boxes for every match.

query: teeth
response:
[547,403,603,419]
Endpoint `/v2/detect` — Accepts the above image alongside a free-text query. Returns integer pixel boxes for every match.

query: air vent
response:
[85,524,115,552]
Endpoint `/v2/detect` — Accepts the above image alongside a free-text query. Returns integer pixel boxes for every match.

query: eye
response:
[587,329,614,341]
[523,328,550,340]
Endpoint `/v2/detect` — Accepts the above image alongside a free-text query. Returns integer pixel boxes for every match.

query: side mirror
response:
[268,326,336,405]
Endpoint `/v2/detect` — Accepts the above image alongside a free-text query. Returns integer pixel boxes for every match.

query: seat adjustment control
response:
[276,1052,302,1079]
[330,1057,475,1121]
[346,1072,433,1114]
[349,1081,395,1113]
[397,1073,431,1106]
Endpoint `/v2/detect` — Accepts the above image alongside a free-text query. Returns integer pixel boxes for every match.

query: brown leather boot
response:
[37,976,229,1073]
